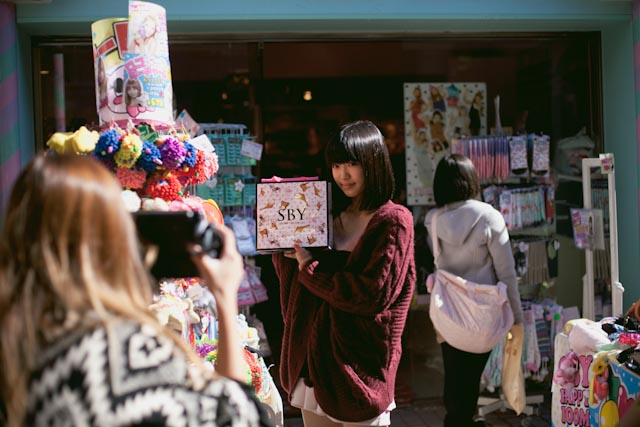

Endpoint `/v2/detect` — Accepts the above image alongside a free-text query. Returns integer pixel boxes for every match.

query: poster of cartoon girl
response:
[404,82,486,205]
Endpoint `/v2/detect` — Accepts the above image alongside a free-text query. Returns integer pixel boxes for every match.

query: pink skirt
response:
[290,379,396,426]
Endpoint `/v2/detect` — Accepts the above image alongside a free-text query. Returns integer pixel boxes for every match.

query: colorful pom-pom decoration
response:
[114,133,143,168]
[159,136,186,170]
[137,141,163,172]
[145,171,183,201]
[88,126,223,202]
[202,150,220,179]
[115,167,147,190]
[178,149,206,186]
[181,141,197,168]
[95,129,122,159]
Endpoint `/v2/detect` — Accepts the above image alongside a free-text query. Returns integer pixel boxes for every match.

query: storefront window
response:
[34,34,601,162]
[34,33,602,401]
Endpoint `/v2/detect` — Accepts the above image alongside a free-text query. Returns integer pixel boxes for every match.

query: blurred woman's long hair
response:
[0,154,199,425]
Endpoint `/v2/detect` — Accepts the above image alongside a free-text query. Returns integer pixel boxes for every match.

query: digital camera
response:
[133,210,223,279]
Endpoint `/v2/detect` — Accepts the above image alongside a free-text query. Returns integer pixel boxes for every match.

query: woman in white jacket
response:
[424,153,523,427]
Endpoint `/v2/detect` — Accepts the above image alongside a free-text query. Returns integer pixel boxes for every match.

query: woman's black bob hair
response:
[432,153,480,207]
[325,120,395,215]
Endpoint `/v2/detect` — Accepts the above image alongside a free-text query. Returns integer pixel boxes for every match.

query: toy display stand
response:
[581,155,623,320]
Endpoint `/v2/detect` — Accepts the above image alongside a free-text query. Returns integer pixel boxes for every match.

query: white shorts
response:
[290,379,396,426]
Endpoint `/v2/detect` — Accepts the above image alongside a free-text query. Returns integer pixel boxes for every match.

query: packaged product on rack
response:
[256,177,332,252]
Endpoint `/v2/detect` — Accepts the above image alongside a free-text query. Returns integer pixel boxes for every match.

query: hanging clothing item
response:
[519,240,550,286]
[522,308,541,376]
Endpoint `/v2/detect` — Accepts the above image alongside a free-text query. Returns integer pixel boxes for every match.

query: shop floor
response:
[283,392,553,427]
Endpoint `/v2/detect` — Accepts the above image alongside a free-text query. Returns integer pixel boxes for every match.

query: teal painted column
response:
[0,2,20,218]
[635,0,640,234]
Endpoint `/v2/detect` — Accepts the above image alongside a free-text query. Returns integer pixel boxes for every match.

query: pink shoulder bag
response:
[427,209,514,354]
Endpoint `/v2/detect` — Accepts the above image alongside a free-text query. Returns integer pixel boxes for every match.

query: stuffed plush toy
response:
[554,351,580,389]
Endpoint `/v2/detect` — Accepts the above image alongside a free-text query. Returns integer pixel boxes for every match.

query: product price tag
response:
[241,139,263,160]
[176,109,200,137]
[189,134,214,152]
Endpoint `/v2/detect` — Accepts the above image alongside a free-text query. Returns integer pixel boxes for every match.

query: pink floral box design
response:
[256,180,332,252]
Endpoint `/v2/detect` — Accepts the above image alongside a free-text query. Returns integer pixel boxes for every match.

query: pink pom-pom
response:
[202,150,220,178]
[115,167,147,190]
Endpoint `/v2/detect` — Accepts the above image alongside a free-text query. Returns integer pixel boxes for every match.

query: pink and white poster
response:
[92,1,174,129]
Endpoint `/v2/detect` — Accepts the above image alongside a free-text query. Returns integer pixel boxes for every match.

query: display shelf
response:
[509,223,556,238]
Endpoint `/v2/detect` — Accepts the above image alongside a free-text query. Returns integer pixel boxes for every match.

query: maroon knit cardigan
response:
[272,201,416,422]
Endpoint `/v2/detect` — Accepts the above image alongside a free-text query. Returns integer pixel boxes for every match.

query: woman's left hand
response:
[292,244,313,271]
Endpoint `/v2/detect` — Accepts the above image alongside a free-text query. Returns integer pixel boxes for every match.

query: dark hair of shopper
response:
[325,120,395,216]
[433,153,480,207]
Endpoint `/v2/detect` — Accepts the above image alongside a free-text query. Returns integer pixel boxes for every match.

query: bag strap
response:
[431,209,441,268]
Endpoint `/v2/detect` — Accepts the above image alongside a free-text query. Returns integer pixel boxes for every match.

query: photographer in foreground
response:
[0,154,272,426]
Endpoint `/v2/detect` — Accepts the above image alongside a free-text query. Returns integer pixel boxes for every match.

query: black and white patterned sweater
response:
[24,319,273,427]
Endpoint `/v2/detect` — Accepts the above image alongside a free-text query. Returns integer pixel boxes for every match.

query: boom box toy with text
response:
[256,178,332,252]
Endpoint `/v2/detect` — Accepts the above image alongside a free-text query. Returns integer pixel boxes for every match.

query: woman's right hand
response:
[189,225,244,304]
[190,225,246,382]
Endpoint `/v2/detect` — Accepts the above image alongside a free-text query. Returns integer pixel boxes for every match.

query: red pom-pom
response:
[145,171,183,201]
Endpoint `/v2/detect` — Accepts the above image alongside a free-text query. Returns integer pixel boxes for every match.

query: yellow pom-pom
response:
[114,133,143,168]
